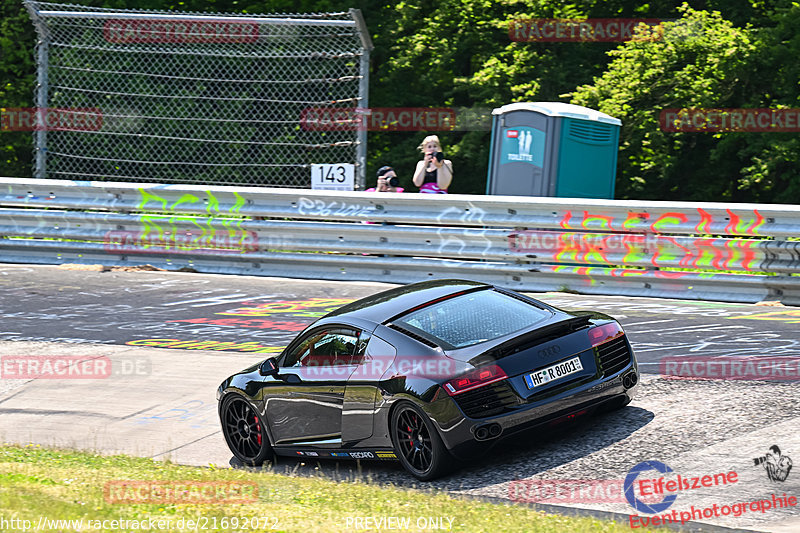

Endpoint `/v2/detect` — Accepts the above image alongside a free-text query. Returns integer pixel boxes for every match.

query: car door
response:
[264,326,364,445]
[342,334,397,443]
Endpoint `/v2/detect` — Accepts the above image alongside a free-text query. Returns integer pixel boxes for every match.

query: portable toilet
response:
[486,102,621,198]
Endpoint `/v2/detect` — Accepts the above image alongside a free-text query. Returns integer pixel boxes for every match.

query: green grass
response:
[0,444,644,532]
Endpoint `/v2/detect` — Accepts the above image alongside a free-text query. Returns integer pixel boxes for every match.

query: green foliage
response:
[0,1,36,176]
[572,3,800,203]
[2,0,800,202]
[572,6,757,200]
[368,0,644,193]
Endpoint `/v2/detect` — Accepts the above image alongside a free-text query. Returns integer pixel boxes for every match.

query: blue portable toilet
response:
[486,102,621,198]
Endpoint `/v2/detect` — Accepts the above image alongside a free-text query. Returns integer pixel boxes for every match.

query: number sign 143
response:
[311,164,354,190]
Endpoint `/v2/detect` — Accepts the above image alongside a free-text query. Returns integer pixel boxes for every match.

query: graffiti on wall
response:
[557,208,767,236]
[108,189,257,255]
[508,230,772,273]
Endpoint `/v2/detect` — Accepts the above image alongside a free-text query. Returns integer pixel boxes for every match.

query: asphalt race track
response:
[1,265,798,532]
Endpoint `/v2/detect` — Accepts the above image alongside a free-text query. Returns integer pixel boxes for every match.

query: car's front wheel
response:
[390,402,453,480]
[221,394,271,466]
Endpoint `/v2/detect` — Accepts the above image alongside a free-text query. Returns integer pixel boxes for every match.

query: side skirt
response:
[273,448,398,461]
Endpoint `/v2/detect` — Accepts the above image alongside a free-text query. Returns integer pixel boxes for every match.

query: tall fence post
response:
[25,3,49,179]
[352,9,373,191]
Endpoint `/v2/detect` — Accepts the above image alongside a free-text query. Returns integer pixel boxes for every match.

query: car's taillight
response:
[588,322,624,347]
[443,364,508,396]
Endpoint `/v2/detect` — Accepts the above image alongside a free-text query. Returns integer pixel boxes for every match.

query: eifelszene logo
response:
[625,460,678,513]
[624,460,739,514]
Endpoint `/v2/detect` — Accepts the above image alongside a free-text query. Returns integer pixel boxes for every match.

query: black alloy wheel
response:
[221,395,271,466]
[391,402,452,480]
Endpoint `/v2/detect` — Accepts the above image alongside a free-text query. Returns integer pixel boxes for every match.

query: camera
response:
[753,456,767,466]
[376,165,399,189]
[429,151,444,162]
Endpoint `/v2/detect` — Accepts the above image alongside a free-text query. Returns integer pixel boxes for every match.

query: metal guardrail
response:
[1,177,799,304]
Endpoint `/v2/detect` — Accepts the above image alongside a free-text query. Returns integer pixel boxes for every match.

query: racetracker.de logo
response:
[508,479,627,504]
[104,480,258,504]
[509,18,665,42]
[660,356,800,381]
[508,230,661,254]
[103,230,260,255]
[0,355,150,379]
[288,355,471,380]
[299,107,491,131]
[103,19,259,43]
[660,108,800,132]
[1,108,103,132]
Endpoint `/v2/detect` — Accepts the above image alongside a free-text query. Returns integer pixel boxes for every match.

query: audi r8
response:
[217,279,638,480]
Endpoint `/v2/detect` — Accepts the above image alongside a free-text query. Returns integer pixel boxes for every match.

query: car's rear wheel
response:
[221,394,271,466]
[391,402,453,480]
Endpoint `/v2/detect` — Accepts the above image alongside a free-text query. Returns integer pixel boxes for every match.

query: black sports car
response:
[217,279,638,480]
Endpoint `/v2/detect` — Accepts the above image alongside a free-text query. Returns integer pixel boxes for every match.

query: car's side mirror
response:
[283,374,302,384]
[259,357,279,377]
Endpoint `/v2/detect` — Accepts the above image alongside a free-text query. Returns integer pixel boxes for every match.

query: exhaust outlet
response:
[622,372,638,389]
[474,423,502,441]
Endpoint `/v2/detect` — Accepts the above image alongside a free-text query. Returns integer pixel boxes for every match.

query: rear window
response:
[394,289,551,349]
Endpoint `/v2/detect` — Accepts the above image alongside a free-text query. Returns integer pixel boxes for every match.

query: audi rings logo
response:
[624,460,678,514]
[538,345,562,359]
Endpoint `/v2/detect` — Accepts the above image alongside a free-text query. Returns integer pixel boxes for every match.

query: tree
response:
[0,2,36,177]
[4,0,798,201]
[571,3,800,203]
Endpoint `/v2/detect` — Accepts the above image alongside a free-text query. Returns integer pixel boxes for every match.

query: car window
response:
[282,328,362,367]
[365,335,397,358]
[393,289,551,349]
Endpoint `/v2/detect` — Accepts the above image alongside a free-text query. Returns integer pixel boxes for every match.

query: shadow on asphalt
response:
[228,405,655,494]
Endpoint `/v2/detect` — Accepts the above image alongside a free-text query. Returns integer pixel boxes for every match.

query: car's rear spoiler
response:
[477,315,592,363]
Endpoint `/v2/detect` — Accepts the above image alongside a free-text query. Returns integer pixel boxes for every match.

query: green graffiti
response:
[692,247,717,269]
[128,189,254,254]
[622,250,646,265]
[169,193,201,211]
[206,191,220,215]
[581,214,614,230]
[232,191,247,214]
[736,215,765,235]
[651,214,688,231]
[623,214,643,231]
[137,189,168,211]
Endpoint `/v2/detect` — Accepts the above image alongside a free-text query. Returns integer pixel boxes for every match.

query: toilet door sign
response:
[500,127,544,166]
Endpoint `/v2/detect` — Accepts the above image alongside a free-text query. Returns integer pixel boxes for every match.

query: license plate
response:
[525,356,583,389]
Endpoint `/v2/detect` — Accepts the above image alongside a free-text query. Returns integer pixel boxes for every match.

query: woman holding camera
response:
[412,135,453,194]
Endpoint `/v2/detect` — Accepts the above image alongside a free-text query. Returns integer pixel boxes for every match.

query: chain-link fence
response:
[24,1,371,188]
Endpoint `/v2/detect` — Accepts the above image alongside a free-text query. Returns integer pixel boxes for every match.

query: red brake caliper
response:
[254,416,262,445]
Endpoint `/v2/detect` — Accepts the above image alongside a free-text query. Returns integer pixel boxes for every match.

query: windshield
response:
[394,289,552,349]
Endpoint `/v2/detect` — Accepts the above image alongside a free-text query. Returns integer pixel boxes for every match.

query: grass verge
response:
[0,444,645,532]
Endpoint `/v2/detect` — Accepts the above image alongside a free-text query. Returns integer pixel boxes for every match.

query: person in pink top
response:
[412,135,453,194]
[366,166,404,193]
